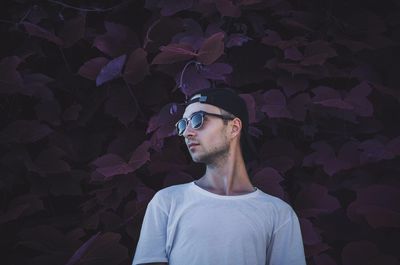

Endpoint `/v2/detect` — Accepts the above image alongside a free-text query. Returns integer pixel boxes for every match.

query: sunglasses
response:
[175,111,234,136]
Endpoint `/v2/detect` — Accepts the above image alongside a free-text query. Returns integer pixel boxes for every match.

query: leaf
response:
[22,22,64,45]
[128,141,151,170]
[295,183,341,217]
[287,93,311,121]
[178,64,210,96]
[197,32,225,65]
[301,41,337,65]
[96,54,126,86]
[78,57,109,81]
[303,141,359,176]
[34,100,61,126]
[342,241,398,265]
[198,63,233,80]
[0,195,44,224]
[215,0,241,17]
[22,73,54,99]
[344,81,373,117]
[94,21,139,57]
[347,185,400,228]
[312,86,354,110]
[299,218,321,245]
[104,86,137,126]
[152,43,196,64]
[59,15,86,48]
[65,232,100,265]
[261,89,292,118]
[252,167,285,199]
[284,47,304,61]
[0,56,24,94]
[123,48,149,85]
[226,33,252,48]
[65,232,128,265]
[0,120,53,144]
[63,104,82,121]
[277,75,308,97]
[34,147,70,175]
[146,0,194,16]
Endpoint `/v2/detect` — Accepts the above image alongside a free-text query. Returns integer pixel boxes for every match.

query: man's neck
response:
[196,152,254,196]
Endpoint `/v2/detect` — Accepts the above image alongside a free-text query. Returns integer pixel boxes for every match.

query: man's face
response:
[182,102,231,164]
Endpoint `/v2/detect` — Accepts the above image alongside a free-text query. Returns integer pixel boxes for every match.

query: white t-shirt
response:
[132,181,306,265]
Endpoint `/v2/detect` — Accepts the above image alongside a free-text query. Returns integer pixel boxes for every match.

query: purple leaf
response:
[198,63,232,80]
[123,48,149,85]
[157,0,194,16]
[178,64,210,96]
[215,0,241,17]
[59,15,86,48]
[78,57,109,81]
[94,21,139,57]
[277,75,308,97]
[152,43,196,64]
[128,141,151,170]
[146,103,182,135]
[0,56,24,94]
[303,141,358,176]
[252,167,285,199]
[342,241,398,265]
[240,93,257,124]
[22,73,54,100]
[0,120,53,144]
[314,254,337,265]
[301,41,337,65]
[163,171,194,186]
[261,89,292,118]
[0,195,43,224]
[34,100,61,126]
[226,33,252,48]
[358,138,389,164]
[22,22,63,45]
[295,183,341,217]
[284,46,304,61]
[299,218,321,245]
[65,232,100,265]
[261,29,282,46]
[347,185,400,228]
[344,81,373,117]
[312,86,353,110]
[91,154,125,168]
[96,54,126,86]
[63,104,82,121]
[66,232,128,265]
[197,32,225,65]
[104,87,137,126]
[34,147,70,175]
[287,93,311,121]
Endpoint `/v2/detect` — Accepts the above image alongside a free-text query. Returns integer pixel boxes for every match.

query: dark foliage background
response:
[1,0,400,264]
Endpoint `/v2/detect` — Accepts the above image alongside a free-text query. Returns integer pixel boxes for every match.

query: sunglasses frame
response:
[175,110,235,136]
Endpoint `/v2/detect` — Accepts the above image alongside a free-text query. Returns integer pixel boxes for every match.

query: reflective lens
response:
[175,112,204,136]
[175,111,235,136]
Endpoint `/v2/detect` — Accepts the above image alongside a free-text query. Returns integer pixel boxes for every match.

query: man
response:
[132,88,306,265]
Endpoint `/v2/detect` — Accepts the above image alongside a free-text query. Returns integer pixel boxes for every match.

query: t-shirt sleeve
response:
[132,195,169,265]
[266,208,306,265]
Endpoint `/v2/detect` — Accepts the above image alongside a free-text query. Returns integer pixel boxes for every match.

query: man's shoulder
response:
[255,190,295,214]
[152,181,193,201]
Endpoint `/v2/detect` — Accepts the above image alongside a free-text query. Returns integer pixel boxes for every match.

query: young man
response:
[132,88,306,265]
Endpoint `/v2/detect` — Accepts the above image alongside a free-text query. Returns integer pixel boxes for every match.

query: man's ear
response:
[230,118,242,138]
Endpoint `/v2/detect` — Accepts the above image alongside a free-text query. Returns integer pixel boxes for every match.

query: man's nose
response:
[182,123,196,138]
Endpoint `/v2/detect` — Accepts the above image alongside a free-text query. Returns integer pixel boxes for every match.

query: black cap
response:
[186,88,256,163]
